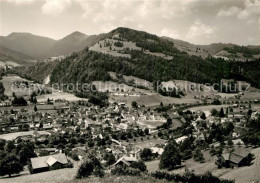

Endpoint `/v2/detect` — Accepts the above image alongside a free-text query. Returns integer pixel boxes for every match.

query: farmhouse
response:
[114,155,138,167]
[30,153,69,173]
[220,148,251,168]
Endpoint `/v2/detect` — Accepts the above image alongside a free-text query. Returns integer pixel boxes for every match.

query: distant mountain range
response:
[1,28,260,62]
[0,31,106,59]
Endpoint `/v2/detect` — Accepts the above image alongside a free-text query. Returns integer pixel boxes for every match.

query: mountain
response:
[47,31,88,56]
[0,46,34,65]
[2,28,259,61]
[14,27,260,89]
[0,33,56,58]
[0,46,32,61]
[0,32,106,59]
[163,36,260,61]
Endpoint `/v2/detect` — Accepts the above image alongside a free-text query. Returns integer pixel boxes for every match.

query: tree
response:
[76,160,94,179]
[225,108,229,117]
[104,153,115,169]
[200,112,206,120]
[130,160,147,172]
[34,105,38,112]
[140,148,153,161]
[211,108,218,116]
[212,99,221,105]
[0,153,23,177]
[159,140,181,170]
[12,96,27,106]
[219,108,225,118]
[4,141,15,152]
[88,140,94,147]
[227,139,233,146]
[144,128,149,135]
[72,154,79,161]
[131,101,138,109]
[15,141,36,165]
[39,122,43,129]
[193,148,205,163]
[39,150,49,156]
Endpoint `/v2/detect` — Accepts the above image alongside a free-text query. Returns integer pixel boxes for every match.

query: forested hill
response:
[13,27,260,89]
[14,47,260,89]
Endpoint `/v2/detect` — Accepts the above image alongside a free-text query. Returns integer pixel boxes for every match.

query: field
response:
[1,75,87,101]
[1,75,37,97]
[0,61,20,67]
[89,38,172,60]
[0,103,66,113]
[111,93,198,108]
[0,131,51,141]
[187,104,230,112]
[36,92,87,102]
[0,167,78,183]
[63,175,168,183]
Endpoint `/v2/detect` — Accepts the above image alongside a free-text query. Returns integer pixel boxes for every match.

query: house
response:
[30,153,69,173]
[174,135,188,144]
[151,147,164,155]
[114,155,138,167]
[117,123,132,132]
[219,148,251,168]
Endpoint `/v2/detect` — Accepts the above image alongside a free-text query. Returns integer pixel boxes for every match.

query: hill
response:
[0,46,34,66]
[14,27,260,91]
[163,36,260,61]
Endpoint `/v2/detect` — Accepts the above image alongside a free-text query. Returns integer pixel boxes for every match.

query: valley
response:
[0,27,259,183]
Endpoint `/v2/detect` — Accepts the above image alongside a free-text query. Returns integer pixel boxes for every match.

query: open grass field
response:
[0,131,51,141]
[125,137,166,151]
[111,93,199,108]
[137,120,165,129]
[146,160,160,172]
[252,104,260,112]
[0,61,20,67]
[0,103,66,113]
[187,104,230,112]
[0,167,78,183]
[2,75,37,97]
[63,175,168,183]
[90,38,172,60]
[36,92,87,102]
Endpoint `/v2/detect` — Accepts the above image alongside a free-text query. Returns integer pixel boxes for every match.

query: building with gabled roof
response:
[219,148,251,168]
[30,153,69,173]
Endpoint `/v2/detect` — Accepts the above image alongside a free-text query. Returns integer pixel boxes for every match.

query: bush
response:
[193,149,205,163]
[130,161,147,172]
[111,166,141,176]
[71,153,79,161]
[151,171,234,183]
[93,167,105,177]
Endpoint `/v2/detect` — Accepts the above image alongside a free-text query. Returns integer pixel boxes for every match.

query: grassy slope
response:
[63,175,168,183]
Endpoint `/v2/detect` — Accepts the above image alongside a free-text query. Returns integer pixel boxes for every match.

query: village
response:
[0,82,259,183]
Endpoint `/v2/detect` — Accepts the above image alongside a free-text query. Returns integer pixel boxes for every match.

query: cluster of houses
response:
[0,99,168,173]
[0,96,258,174]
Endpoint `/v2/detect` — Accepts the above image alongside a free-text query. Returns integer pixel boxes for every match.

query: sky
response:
[0,0,259,45]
